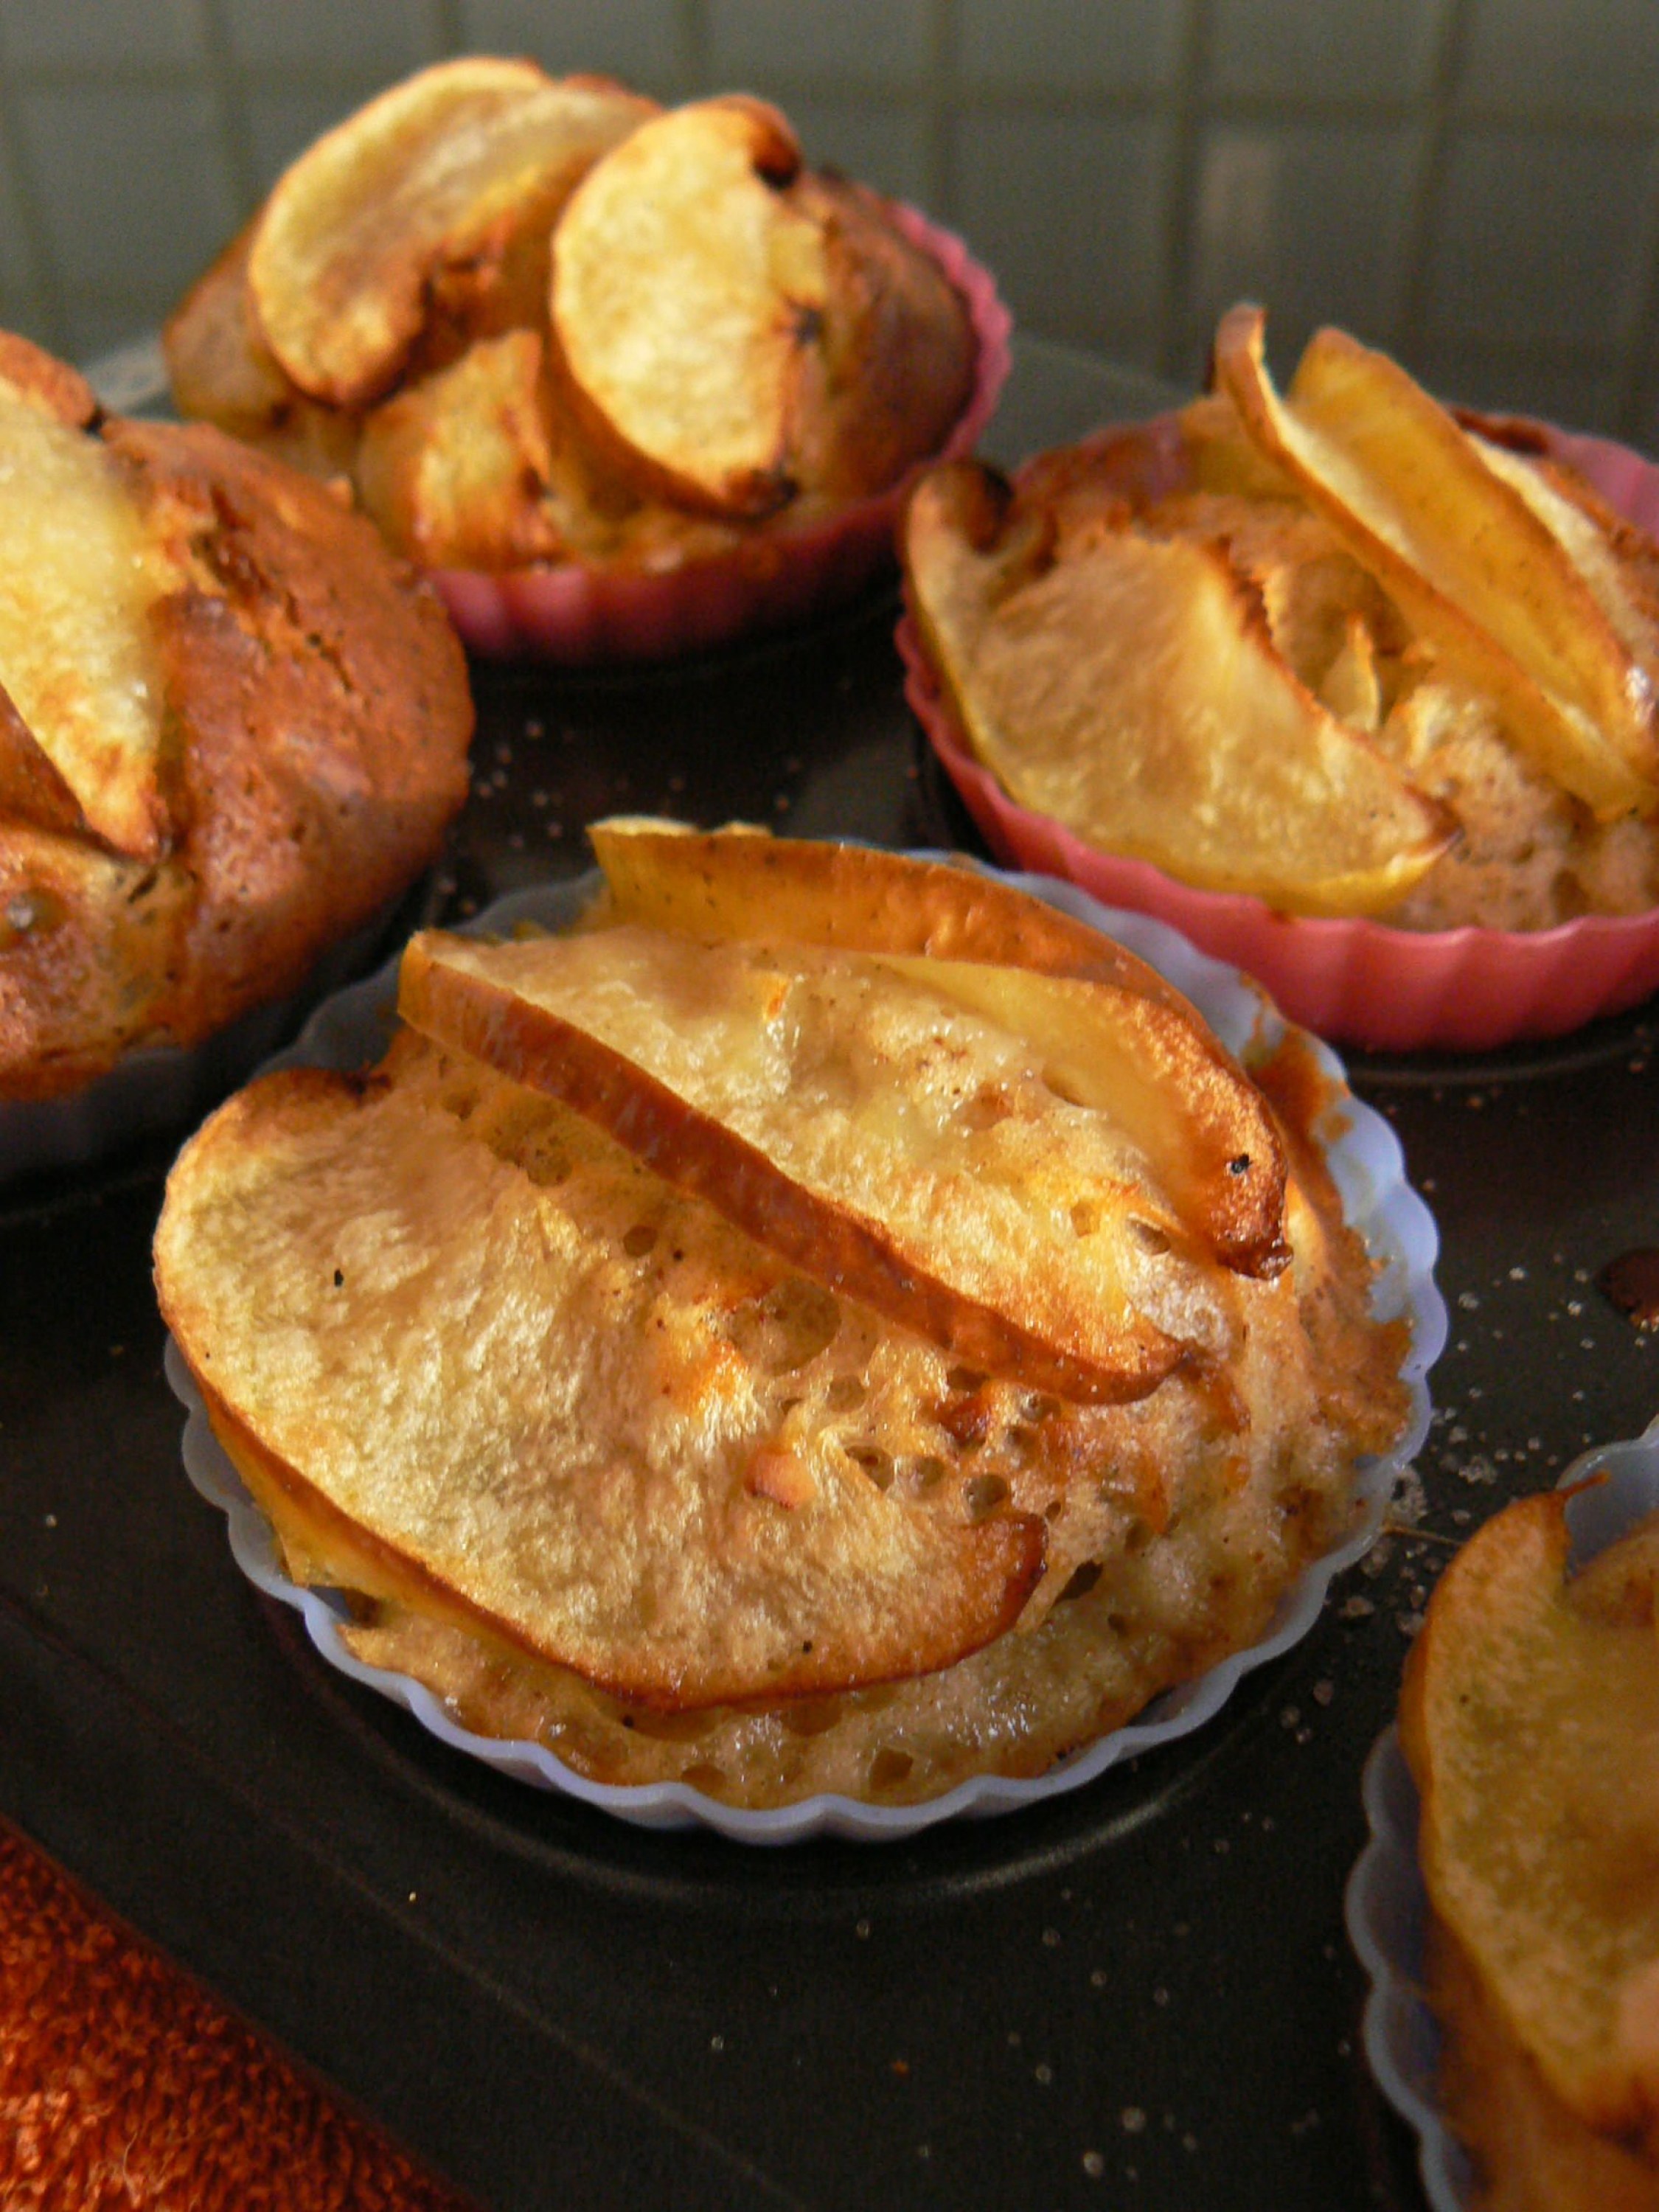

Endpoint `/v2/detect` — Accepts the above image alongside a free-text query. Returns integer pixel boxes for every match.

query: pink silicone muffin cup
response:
[901,418,1659,1054]
[432,203,1010,665]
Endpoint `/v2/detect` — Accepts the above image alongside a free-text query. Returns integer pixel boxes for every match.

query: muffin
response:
[0,331,472,1107]
[155,824,1422,1818]
[165,60,1007,661]
[1396,1466,1659,2208]
[900,305,1659,1048]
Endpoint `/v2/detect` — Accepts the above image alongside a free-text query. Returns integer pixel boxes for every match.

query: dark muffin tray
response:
[3,345,1656,2211]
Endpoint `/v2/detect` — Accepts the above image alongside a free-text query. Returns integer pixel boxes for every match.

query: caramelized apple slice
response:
[588,818,1198,1004]
[0,378,167,859]
[163,222,361,477]
[548,97,827,516]
[355,329,568,568]
[1215,305,1659,818]
[1401,1488,1659,2152]
[397,925,1241,1403]
[248,58,653,408]
[903,459,1454,917]
[156,1049,1046,1711]
[877,956,1286,1279]
[588,820,1287,1276]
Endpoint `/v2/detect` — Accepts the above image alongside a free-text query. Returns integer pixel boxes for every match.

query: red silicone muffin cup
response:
[431,203,1010,665]
[900,418,1659,1054]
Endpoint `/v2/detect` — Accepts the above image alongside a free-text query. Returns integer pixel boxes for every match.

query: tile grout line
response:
[1391,0,1470,363]
[1155,0,1215,384]
[194,0,261,220]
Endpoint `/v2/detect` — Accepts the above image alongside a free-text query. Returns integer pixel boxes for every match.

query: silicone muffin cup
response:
[900,421,1659,1054]
[433,204,1010,664]
[167,862,1444,1844]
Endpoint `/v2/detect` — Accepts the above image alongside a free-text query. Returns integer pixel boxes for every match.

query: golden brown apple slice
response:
[0,378,168,860]
[397,925,1241,1404]
[902,459,1454,917]
[588,817,1188,1002]
[248,58,654,408]
[1467,422,1659,715]
[1401,1488,1659,2154]
[163,223,361,477]
[548,96,828,516]
[588,819,1287,1278]
[156,1046,1046,1710]
[1215,305,1659,818]
[355,329,568,568]
[875,956,1287,1279]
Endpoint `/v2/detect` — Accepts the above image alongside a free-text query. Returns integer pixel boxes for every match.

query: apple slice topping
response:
[0,377,168,859]
[1215,305,1659,819]
[397,923,1256,1405]
[903,459,1455,917]
[1402,1489,1659,2152]
[547,97,829,516]
[248,58,654,408]
[587,820,1287,1277]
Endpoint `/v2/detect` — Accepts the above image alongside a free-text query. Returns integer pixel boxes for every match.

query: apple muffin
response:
[156,824,1420,1814]
[0,332,472,1104]
[902,306,1659,935]
[164,61,1001,657]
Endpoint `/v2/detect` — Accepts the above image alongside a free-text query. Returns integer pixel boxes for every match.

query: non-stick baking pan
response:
[4,339,1657,2211]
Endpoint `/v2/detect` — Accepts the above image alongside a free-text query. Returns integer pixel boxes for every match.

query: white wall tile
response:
[0,0,1652,442]
[240,84,390,197]
[958,0,1186,97]
[453,0,689,89]
[708,0,929,85]
[218,0,445,74]
[953,111,1173,356]
[1632,369,1659,458]
[784,100,931,206]
[0,127,43,298]
[1458,0,1659,117]
[1422,127,1657,348]
[1205,0,1447,100]
[0,0,203,70]
[1413,341,1621,436]
[1183,121,1418,358]
[13,85,240,304]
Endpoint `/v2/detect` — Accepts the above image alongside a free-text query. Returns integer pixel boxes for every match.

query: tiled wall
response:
[4,0,1659,445]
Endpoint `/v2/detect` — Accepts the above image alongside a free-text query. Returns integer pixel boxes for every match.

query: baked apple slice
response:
[1216,305,1659,818]
[163,222,361,478]
[0,366,168,860]
[547,96,828,516]
[156,1043,1046,1711]
[397,922,1251,1404]
[588,817,1189,1000]
[354,328,569,569]
[1401,1487,1659,2155]
[248,58,654,408]
[903,459,1454,917]
[588,819,1287,1279]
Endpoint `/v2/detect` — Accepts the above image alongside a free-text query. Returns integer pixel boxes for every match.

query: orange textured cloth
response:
[0,1822,475,2211]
